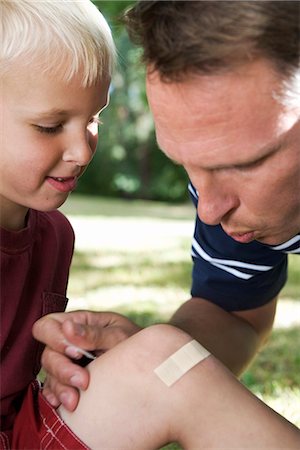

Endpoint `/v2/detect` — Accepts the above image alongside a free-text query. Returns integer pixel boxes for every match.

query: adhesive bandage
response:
[154,340,210,387]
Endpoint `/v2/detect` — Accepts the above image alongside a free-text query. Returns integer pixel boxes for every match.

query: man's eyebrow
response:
[230,142,283,169]
[158,135,285,170]
[208,141,284,171]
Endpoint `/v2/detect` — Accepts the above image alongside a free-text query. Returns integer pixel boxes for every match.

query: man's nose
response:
[195,175,238,225]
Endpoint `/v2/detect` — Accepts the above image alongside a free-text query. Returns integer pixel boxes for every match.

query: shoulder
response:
[36,210,75,247]
[38,209,73,231]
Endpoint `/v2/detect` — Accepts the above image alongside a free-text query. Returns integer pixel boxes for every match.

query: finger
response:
[32,311,95,351]
[34,311,141,355]
[32,314,67,352]
[95,325,135,350]
[62,313,142,352]
[43,376,80,412]
[63,322,125,352]
[42,378,61,408]
[41,347,89,391]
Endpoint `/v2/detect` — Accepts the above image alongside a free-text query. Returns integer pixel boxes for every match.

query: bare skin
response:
[56,324,300,449]
[146,60,300,246]
[33,311,141,410]
[170,296,277,375]
[0,64,110,232]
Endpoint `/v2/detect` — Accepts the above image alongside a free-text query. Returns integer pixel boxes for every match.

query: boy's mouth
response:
[46,176,77,193]
[53,177,69,182]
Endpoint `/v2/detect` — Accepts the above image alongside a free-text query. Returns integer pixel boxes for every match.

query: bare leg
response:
[59,324,300,449]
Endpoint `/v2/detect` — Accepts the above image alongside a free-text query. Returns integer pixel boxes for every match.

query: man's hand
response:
[32,310,142,411]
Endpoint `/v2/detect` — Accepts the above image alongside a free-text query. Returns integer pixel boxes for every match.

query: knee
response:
[89,323,193,378]
[137,323,192,352]
[120,323,194,371]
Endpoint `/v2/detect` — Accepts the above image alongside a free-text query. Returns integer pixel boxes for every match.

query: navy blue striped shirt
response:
[189,183,300,311]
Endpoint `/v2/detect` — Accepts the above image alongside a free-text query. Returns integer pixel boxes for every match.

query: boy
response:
[1,1,299,449]
[0,0,113,447]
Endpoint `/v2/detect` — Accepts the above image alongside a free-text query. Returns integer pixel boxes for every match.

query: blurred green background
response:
[75,1,189,202]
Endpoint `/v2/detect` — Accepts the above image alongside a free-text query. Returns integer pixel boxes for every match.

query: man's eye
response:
[35,124,62,134]
[234,157,266,172]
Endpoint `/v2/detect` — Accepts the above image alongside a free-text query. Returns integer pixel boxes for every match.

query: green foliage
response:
[241,326,300,394]
[281,255,300,299]
[77,1,189,202]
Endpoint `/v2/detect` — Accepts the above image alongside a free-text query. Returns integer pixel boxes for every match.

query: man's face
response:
[146,60,300,245]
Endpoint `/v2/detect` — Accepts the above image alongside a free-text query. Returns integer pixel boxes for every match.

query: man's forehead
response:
[147,61,299,154]
[147,68,300,134]
[149,95,298,171]
[156,120,300,173]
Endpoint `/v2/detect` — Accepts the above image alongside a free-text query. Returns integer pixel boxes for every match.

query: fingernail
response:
[70,373,84,389]
[59,392,70,406]
[65,345,81,360]
[44,393,58,407]
[73,323,85,336]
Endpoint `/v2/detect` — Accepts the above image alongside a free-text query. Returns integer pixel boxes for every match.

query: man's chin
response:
[256,233,298,246]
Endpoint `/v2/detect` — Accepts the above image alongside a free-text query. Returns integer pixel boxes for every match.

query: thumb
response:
[62,319,98,349]
[62,319,111,352]
[62,318,133,353]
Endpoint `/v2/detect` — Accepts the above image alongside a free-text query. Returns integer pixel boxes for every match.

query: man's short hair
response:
[124,0,300,82]
[0,0,115,85]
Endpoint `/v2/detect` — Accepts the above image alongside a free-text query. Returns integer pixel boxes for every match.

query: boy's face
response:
[0,65,109,230]
[146,60,300,246]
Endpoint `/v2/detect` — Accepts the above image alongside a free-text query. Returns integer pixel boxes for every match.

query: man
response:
[124,0,300,374]
[34,0,299,411]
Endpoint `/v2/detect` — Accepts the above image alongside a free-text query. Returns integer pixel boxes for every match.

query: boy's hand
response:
[32,311,142,411]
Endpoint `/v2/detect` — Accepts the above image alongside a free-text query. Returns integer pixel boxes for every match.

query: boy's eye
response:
[35,124,62,134]
[34,117,101,135]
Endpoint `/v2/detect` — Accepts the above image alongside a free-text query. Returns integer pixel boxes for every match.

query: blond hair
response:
[0,0,116,85]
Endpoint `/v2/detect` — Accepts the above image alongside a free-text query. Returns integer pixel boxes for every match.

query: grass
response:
[281,254,300,299]
[59,194,300,441]
[62,192,195,220]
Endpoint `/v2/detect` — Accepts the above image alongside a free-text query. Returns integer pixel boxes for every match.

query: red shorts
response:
[9,381,89,449]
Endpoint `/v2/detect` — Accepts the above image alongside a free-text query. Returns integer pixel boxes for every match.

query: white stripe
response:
[211,262,253,280]
[271,235,300,251]
[188,183,198,199]
[284,248,300,254]
[192,238,272,271]
[191,247,253,279]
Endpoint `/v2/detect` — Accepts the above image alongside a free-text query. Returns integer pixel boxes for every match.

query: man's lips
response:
[46,176,77,193]
[226,230,256,243]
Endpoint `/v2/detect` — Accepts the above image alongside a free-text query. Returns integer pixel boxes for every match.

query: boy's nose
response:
[63,133,95,167]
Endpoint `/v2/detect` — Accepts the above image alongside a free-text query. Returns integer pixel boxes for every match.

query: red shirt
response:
[0,209,74,435]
